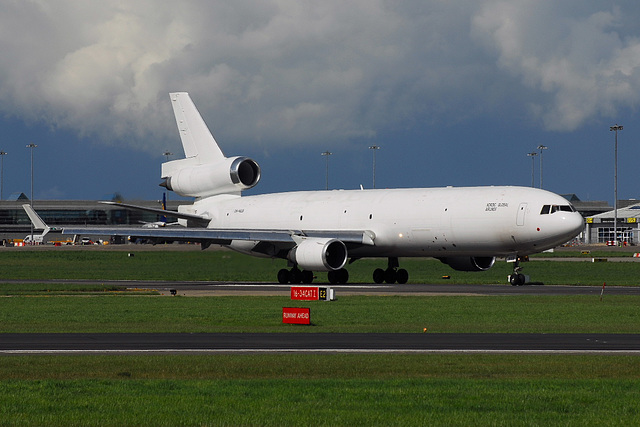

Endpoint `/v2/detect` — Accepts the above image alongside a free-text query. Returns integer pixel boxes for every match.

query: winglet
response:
[22,204,51,237]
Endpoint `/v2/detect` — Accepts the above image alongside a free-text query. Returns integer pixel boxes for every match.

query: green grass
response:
[2,377,638,426]
[0,354,639,426]
[1,249,640,285]
[0,295,639,333]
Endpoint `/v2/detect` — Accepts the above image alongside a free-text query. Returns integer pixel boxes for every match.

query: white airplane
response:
[63,92,583,286]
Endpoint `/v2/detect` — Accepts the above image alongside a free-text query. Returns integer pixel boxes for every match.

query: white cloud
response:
[471,0,640,130]
[0,0,639,153]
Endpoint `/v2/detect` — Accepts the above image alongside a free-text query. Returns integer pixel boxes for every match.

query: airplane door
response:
[516,203,527,226]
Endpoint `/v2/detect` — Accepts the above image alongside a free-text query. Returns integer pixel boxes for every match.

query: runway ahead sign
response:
[282,307,310,324]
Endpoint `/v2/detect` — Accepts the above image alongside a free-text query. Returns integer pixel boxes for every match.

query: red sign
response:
[282,307,311,324]
[291,286,319,301]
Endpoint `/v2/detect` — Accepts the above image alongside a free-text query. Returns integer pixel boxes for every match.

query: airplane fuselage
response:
[186,185,583,259]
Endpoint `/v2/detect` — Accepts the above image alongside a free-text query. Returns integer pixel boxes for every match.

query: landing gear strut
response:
[373,257,409,284]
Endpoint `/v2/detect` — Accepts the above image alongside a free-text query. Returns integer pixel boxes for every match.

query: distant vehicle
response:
[22,234,44,245]
[63,92,583,285]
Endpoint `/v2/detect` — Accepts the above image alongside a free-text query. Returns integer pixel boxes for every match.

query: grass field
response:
[1,354,639,425]
[0,248,639,425]
[0,247,639,285]
[0,294,639,333]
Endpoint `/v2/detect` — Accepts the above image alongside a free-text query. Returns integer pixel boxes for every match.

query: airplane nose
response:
[564,212,584,238]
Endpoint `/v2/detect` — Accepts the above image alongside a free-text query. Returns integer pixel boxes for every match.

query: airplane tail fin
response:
[161,192,167,224]
[22,204,51,237]
[164,92,225,173]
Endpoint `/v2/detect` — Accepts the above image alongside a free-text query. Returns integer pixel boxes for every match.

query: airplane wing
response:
[61,226,376,246]
[72,202,375,247]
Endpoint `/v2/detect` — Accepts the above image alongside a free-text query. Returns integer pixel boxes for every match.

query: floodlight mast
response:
[26,143,37,244]
[0,150,7,200]
[321,151,332,190]
[537,145,548,189]
[369,145,380,189]
[610,124,623,245]
[527,152,537,188]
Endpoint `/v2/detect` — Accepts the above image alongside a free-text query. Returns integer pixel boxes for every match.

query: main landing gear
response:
[373,257,409,284]
[277,267,314,284]
[277,267,350,284]
[277,257,409,285]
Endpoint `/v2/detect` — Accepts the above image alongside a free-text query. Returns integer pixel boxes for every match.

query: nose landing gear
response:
[508,256,529,286]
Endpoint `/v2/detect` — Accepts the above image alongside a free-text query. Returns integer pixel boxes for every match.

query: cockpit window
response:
[540,204,575,214]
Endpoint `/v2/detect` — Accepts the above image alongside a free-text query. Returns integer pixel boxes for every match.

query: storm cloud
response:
[1,0,639,152]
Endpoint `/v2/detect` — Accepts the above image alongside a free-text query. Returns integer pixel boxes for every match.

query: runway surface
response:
[2,333,640,354]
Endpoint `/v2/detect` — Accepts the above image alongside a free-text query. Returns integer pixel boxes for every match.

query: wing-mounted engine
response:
[288,238,348,272]
[438,256,495,272]
[161,156,260,198]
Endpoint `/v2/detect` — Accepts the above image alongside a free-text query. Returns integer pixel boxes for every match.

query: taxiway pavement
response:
[2,333,640,354]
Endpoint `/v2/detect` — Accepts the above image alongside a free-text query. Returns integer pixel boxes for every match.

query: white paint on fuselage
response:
[186,185,583,259]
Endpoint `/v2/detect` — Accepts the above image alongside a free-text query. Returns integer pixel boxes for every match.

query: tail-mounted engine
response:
[288,238,348,272]
[161,156,260,198]
[438,256,495,272]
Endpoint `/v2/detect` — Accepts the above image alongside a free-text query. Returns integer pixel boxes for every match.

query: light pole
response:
[527,152,537,187]
[610,124,623,245]
[537,145,548,188]
[0,150,7,200]
[26,143,37,244]
[321,151,332,190]
[368,145,380,189]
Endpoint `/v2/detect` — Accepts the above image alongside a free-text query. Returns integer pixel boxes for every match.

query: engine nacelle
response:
[438,256,496,272]
[161,156,260,198]
[288,238,348,272]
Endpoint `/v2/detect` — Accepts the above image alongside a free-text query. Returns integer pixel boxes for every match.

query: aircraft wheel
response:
[327,271,338,284]
[289,268,303,284]
[373,268,385,284]
[277,269,290,284]
[384,268,397,284]
[510,273,525,286]
[337,268,349,284]
[302,270,314,284]
[396,269,409,284]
